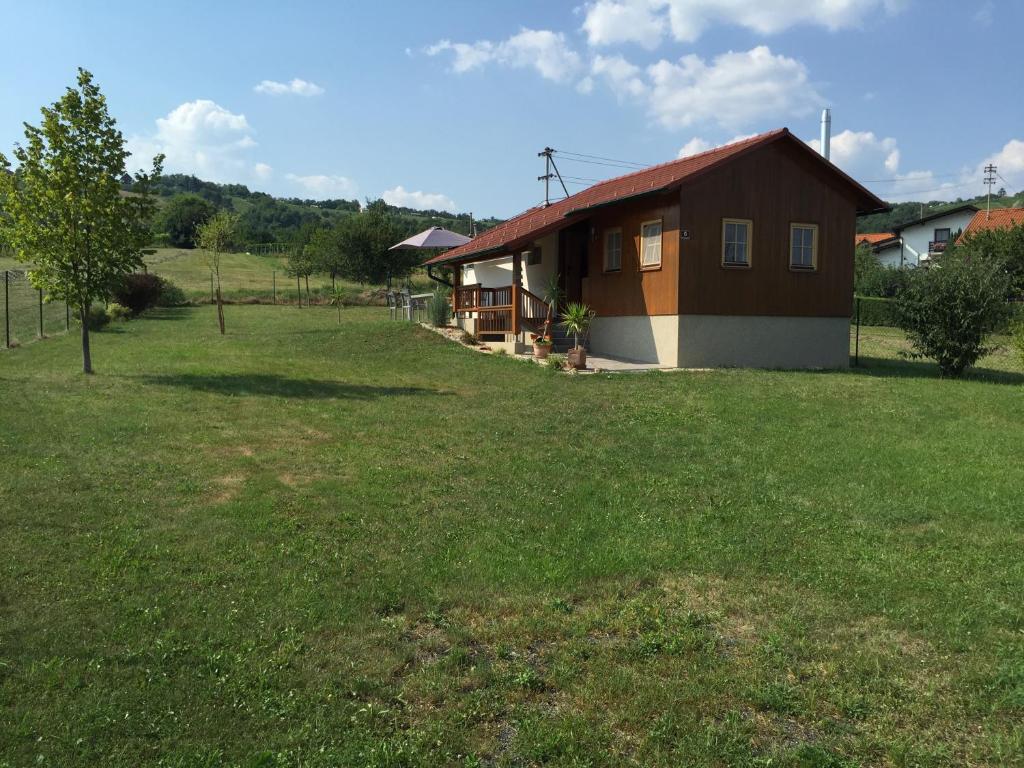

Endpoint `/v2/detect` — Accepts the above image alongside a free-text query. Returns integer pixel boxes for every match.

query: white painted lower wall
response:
[677,315,850,369]
[590,316,680,367]
[588,314,850,369]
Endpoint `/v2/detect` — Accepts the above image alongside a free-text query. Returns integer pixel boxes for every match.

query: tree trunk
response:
[216,286,226,335]
[305,275,310,305]
[79,306,93,374]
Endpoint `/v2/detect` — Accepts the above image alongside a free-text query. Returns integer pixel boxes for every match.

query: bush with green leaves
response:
[1013,320,1024,369]
[427,288,451,327]
[953,223,1024,298]
[895,256,1012,377]
[84,304,111,331]
[154,278,188,307]
[113,273,164,315]
[106,303,131,322]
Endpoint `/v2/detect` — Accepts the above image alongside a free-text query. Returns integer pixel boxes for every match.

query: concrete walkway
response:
[515,351,673,373]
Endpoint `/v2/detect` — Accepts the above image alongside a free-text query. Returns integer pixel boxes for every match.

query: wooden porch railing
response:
[453,283,550,335]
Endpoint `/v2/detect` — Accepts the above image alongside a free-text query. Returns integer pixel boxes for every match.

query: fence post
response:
[272,270,276,304]
[4,271,9,348]
[854,296,861,366]
[66,301,70,332]
[38,288,44,338]
[296,274,301,307]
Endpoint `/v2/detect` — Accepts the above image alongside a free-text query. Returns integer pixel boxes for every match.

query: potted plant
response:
[531,333,553,359]
[560,302,595,370]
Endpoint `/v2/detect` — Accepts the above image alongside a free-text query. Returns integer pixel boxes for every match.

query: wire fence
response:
[851,295,1024,375]
[1,270,71,349]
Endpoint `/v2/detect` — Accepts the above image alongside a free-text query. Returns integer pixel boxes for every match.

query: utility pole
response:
[537,147,569,207]
[984,164,997,219]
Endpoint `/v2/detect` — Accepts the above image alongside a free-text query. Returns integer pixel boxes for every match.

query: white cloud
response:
[645,46,823,130]
[581,0,907,47]
[677,134,755,158]
[426,28,582,83]
[582,0,665,48]
[381,185,457,211]
[806,128,985,203]
[286,173,358,199]
[253,78,325,96]
[974,1,994,26]
[677,137,712,157]
[591,54,648,100]
[126,100,266,182]
[809,129,900,175]
[253,162,273,180]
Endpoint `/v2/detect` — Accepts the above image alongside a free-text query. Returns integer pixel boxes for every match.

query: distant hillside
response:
[140,173,503,245]
[858,192,1024,233]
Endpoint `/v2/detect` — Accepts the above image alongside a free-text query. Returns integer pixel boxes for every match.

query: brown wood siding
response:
[581,193,680,316]
[677,141,857,317]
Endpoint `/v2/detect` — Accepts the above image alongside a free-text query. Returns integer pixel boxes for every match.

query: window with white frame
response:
[789,223,818,270]
[639,219,662,268]
[722,218,752,267]
[604,228,622,272]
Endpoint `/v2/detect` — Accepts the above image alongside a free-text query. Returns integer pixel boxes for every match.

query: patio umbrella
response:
[388,226,471,251]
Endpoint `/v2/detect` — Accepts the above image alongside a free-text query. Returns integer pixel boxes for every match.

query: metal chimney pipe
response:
[820,108,832,161]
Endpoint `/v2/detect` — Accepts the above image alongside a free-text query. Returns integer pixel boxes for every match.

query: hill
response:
[143,173,503,246]
[857,191,1024,234]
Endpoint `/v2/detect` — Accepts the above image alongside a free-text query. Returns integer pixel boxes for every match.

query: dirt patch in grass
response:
[211,474,246,503]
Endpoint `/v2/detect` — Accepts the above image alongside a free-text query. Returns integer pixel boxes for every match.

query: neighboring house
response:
[884,204,978,268]
[426,129,885,369]
[959,207,1024,240]
[856,232,895,248]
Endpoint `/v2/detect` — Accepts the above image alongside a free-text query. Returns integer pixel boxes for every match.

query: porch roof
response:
[425,128,887,267]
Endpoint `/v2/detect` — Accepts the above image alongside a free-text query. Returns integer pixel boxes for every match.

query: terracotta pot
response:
[533,342,552,359]
[567,347,587,370]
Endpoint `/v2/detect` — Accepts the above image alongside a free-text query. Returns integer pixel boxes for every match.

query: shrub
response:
[427,287,451,327]
[106,303,131,322]
[113,273,164,315]
[895,256,1012,377]
[154,277,188,307]
[854,296,900,327]
[1013,320,1024,368]
[84,304,110,330]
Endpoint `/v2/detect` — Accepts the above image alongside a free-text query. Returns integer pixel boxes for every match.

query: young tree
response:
[196,211,237,334]
[334,200,410,286]
[896,254,1012,377]
[0,68,163,373]
[953,224,1024,298]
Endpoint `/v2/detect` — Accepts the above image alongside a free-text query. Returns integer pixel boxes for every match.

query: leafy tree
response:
[196,211,237,334]
[286,245,318,306]
[895,254,1012,377]
[854,244,911,298]
[333,199,411,285]
[952,224,1024,298]
[156,193,217,248]
[0,68,162,373]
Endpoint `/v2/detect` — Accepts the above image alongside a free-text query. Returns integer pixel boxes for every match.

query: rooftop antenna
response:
[820,108,832,161]
[538,147,568,206]
[984,164,997,219]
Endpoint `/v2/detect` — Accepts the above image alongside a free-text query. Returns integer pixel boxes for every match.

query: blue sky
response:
[1,0,1021,218]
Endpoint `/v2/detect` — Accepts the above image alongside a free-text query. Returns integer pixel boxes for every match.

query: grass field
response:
[1,306,1023,766]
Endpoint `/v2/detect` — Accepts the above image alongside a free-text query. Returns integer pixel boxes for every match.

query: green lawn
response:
[1,307,1023,767]
[143,248,433,304]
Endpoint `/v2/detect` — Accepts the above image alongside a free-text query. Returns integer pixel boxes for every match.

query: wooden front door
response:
[559,224,588,306]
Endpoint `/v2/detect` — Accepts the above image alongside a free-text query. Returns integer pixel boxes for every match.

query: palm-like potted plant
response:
[532,275,564,360]
[561,302,595,370]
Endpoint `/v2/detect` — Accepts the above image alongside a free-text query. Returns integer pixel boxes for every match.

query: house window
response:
[931,228,951,253]
[603,228,622,272]
[639,219,662,269]
[933,228,951,244]
[790,223,818,271]
[722,218,752,267]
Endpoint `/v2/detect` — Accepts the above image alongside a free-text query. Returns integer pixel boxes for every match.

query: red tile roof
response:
[427,128,886,265]
[856,232,895,246]
[961,208,1024,239]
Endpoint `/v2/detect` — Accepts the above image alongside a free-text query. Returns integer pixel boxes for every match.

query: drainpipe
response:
[426,264,452,287]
